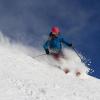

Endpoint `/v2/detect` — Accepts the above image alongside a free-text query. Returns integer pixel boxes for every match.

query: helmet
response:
[51,26,60,34]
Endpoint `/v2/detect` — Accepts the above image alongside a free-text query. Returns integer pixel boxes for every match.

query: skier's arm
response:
[61,38,72,47]
[43,40,50,54]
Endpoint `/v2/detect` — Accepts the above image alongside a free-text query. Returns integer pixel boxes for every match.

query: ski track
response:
[0,43,100,100]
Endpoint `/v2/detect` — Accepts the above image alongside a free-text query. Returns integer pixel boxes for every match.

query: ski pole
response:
[32,53,46,59]
[71,46,83,62]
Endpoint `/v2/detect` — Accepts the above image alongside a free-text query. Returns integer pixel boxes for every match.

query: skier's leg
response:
[59,51,70,74]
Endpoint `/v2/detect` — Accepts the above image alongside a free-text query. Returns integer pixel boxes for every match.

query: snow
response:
[0,33,100,100]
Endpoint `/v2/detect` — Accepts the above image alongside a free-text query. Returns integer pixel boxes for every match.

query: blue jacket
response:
[43,34,70,52]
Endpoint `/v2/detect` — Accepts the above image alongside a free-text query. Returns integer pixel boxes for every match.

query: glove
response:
[68,43,72,47]
[45,49,49,54]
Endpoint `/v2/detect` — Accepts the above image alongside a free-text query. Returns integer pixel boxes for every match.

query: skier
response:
[43,26,82,76]
[43,26,72,59]
[43,26,72,73]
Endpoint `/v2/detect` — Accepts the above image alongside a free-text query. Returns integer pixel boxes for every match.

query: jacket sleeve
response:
[61,38,71,46]
[43,40,50,50]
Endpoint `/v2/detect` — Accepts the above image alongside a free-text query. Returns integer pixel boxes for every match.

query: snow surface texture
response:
[0,32,100,100]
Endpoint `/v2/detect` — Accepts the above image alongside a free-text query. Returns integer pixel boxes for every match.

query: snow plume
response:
[0,32,37,56]
[0,32,100,100]
[62,48,89,73]
[0,31,10,46]
[35,48,90,76]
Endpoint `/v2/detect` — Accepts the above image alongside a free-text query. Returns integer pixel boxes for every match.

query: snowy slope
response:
[0,34,100,100]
